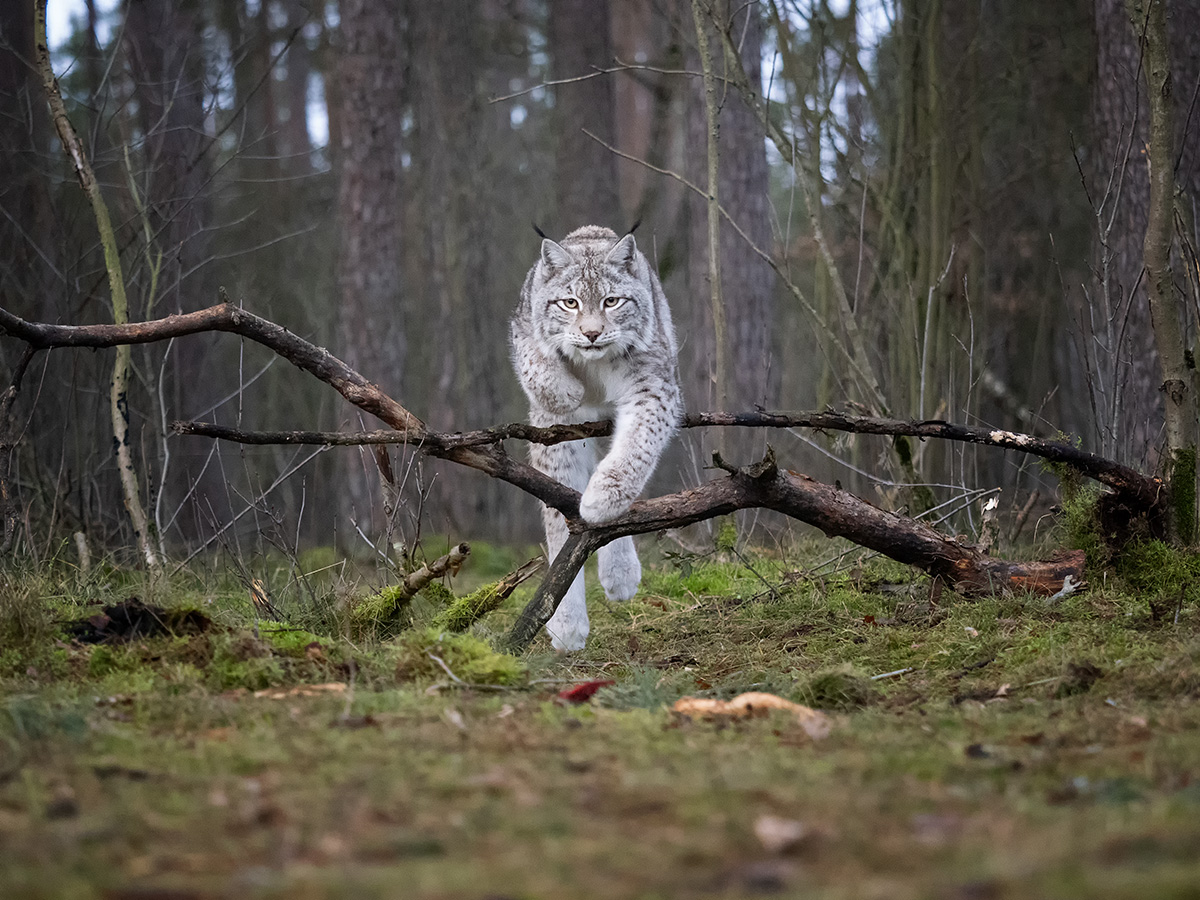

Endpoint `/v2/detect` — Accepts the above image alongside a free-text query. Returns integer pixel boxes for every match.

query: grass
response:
[1,539,1199,898]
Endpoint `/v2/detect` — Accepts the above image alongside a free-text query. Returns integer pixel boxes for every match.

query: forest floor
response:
[2,537,1200,900]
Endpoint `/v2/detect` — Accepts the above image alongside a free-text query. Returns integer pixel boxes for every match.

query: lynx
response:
[511,225,682,650]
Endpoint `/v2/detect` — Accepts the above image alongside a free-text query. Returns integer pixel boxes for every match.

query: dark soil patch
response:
[64,598,211,643]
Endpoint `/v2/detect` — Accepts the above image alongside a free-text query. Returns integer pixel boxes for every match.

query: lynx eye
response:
[603,296,627,309]
[556,297,579,310]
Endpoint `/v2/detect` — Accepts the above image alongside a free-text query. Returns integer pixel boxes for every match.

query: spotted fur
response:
[511,226,682,650]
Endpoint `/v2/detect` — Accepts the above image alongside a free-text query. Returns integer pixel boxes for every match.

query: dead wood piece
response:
[172,407,1162,521]
[402,542,471,599]
[506,454,1088,650]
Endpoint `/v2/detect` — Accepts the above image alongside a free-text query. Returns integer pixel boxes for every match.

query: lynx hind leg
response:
[598,536,641,602]
[544,518,589,651]
[531,437,595,651]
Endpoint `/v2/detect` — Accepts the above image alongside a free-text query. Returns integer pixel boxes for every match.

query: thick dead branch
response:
[433,556,544,633]
[0,303,427,437]
[0,305,581,518]
[506,452,1087,650]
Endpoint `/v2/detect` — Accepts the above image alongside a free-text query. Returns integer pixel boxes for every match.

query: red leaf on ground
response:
[557,680,616,704]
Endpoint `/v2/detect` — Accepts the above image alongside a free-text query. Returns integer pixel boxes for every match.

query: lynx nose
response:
[582,329,602,343]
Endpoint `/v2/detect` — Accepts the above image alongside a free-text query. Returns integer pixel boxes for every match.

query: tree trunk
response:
[683,1,776,420]
[124,0,217,549]
[1093,0,1159,464]
[549,0,621,230]
[334,0,407,537]
[407,1,509,535]
[1129,0,1195,543]
[0,0,54,323]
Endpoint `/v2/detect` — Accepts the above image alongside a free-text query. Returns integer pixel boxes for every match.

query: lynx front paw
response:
[579,477,631,525]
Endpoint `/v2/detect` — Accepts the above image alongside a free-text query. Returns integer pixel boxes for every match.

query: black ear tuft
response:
[532,222,549,239]
[625,218,642,236]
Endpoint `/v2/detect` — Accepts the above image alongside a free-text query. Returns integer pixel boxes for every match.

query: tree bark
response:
[1093,0,1159,463]
[683,1,776,421]
[334,0,407,536]
[549,0,621,229]
[1128,0,1196,543]
[35,2,163,575]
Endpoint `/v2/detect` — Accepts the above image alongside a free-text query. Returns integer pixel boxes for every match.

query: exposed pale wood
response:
[401,542,471,599]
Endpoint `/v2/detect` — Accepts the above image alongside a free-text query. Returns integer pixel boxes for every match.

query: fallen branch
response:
[0,302,1132,651]
[432,556,545,632]
[504,449,1087,650]
[351,542,472,629]
[172,408,1161,514]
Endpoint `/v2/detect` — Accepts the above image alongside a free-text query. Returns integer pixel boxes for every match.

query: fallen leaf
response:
[253,682,347,700]
[672,692,832,739]
[443,707,467,731]
[753,814,808,854]
[557,679,616,704]
[964,626,979,637]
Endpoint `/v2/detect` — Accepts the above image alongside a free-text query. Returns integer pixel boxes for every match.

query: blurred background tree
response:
[1,0,1196,565]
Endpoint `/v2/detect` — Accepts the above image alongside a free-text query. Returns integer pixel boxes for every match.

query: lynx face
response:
[528,227,660,363]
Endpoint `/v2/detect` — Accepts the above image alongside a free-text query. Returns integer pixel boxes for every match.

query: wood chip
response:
[253,682,347,700]
[672,692,832,739]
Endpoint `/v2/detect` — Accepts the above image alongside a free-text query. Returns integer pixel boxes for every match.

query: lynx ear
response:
[607,233,638,272]
[540,239,575,271]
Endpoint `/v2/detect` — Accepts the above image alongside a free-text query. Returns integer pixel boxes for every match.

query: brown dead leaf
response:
[672,692,832,739]
[253,682,347,700]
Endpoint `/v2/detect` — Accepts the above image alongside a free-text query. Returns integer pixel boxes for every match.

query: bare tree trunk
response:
[1129,0,1195,542]
[36,1,162,574]
[549,0,621,229]
[683,1,776,453]
[124,0,217,550]
[1093,0,1158,464]
[334,0,407,537]
[280,0,314,174]
[0,0,54,322]
[407,1,508,535]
